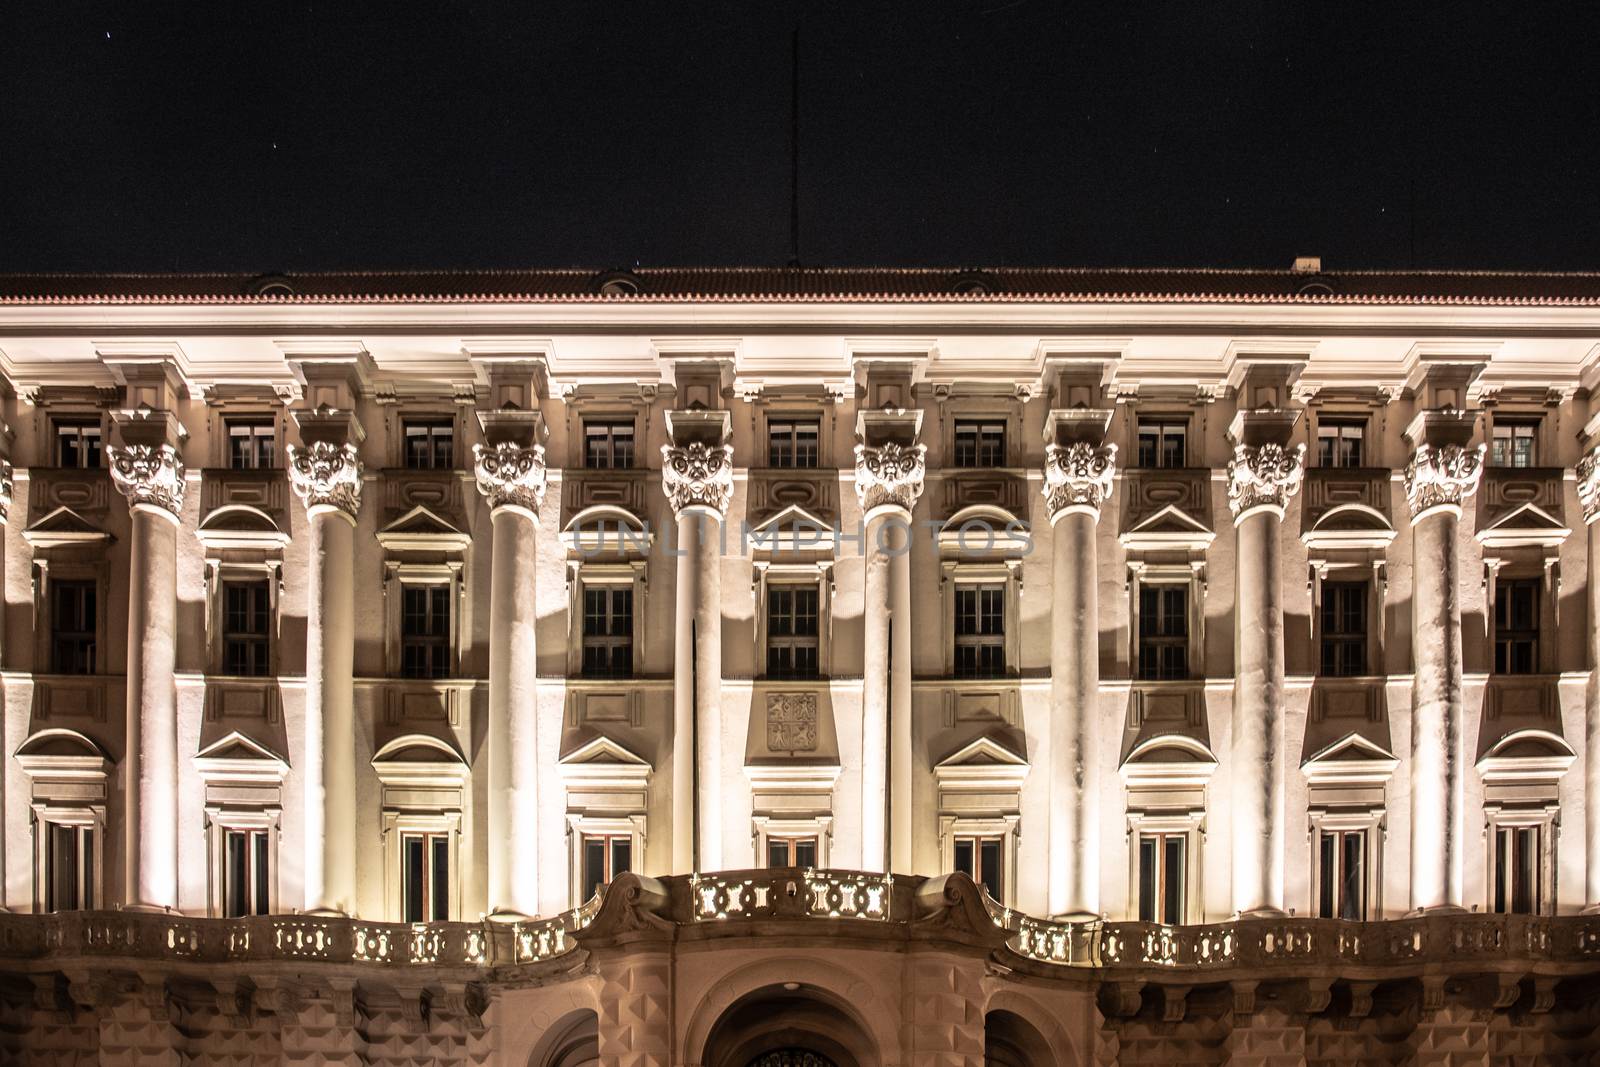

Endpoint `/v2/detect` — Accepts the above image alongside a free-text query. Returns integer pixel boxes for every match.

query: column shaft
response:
[124,507,179,911]
[889,523,913,875]
[305,508,357,914]
[1232,508,1287,916]
[1589,520,1600,907]
[671,510,722,872]
[1410,508,1465,911]
[860,509,895,873]
[1048,508,1100,917]
[487,507,539,916]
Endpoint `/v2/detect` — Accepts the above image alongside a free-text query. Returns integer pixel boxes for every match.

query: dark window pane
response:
[1136,419,1186,469]
[794,839,817,867]
[1317,833,1335,919]
[583,837,606,901]
[978,839,1003,902]
[431,837,450,920]
[1341,833,1364,921]
[953,421,1006,467]
[767,839,790,867]
[254,831,270,916]
[404,419,455,470]
[226,831,248,918]
[1137,837,1157,923]
[1494,580,1540,676]
[403,837,425,922]
[52,581,97,675]
[1137,585,1188,680]
[1163,836,1185,925]
[954,838,974,879]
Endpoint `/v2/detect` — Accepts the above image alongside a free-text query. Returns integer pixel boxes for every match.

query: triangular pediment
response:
[194,730,289,784]
[1305,732,1396,765]
[749,503,833,536]
[376,505,471,551]
[559,735,650,768]
[23,506,111,548]
[1121,504,1215,551]
[196,730,285,764]
[935,735,1028,769]
[933,734,1029,791]
[1476,502,1570,549]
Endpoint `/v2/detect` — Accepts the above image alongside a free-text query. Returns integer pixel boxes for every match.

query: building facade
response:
[0,267,1599,1062]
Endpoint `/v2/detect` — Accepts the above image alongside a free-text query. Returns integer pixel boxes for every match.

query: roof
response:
[3,267,1600,306]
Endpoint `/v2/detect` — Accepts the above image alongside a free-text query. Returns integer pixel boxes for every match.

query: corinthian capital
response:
[1226,442,1305,520]
[1577,445,1600,524]
[1043,442,1117,518]
[287,441,364,519]
[854,442,926,514]
[1404,443,1485,518]
[0,460,12,524]
[474,442,548,515]
[108,444,186,517]
[661,441,735,516]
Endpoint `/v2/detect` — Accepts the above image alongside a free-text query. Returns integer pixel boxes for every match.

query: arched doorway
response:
[527,1009,599,1067]
[701,985,876,1067]
[984,1009,1053,1067]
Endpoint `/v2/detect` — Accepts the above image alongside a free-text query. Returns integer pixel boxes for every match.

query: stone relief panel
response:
[745,471,838,525]
[1119,469,1212,533]
[382,467,465,518]
[937,470,1026,519]
[766,692,819,753]
[1476,466,1565,528]
[561,470,650,523]
[28,468,111,514]
[1298,468,1392,530]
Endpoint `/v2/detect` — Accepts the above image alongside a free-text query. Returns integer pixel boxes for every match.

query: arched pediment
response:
[938,505,1030,556]
[372,733,466,764]
[16,727,105,760]
[1477,728,1576,783]
[15,728,110,782]
[561,505,652,555]
[1120,733,1217,789]
[371,733,468,789]
[1301,504,1397,550]
[196,504,290,550]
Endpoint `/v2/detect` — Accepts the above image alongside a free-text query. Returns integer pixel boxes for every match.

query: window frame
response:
[52,417,105,470]
[581,581,636,679]
[952,833,1007,903]
[49,577,98,676]
[565,814,648,909]
[383,563,464,679]
[1492,576,1540,676]
[765,582,821,680]
[1484,808,1556,917]
[225,416,278,471]
[1135,578,1192,682]
[215,820,277,918]
[399,583,453,680]
[952,582,1007,679]
[40,818,98,913]
[751,814,835,872]
[1489,414,1542,469]
[938,815,1019,907]
[219,576,273,678]
[1315,415,1368,469]
[400,415,457,471]
[765,416,822,470]
[1134,415,1189,469]
[1135,830,1188,926]
[754,564,833,682]
[579,831,634,902]
[581,417,638,470]
[1122,809,1206,925]
[1318,579,1370,678]
[951,418,1008,469]
[399,829,453,923]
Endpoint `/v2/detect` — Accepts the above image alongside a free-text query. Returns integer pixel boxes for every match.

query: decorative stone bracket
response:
[108,444,187,517]
[473,442,548,514]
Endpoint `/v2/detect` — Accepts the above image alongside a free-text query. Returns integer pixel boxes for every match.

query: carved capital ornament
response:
[108,444,186,518]
[287,441,364,520]
[1404,443,1485,519]
[0,460,12,524]
[473,442,548,516]
[1577,444,1600,524]
[853,441,927,514]
[661,441,735,516]
[1226,442,1305,520]
[1043,442,1117,518]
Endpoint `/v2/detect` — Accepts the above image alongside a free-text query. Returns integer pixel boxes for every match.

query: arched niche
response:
[983,1009,1053,1067]
[526,1009,599,1067]
[695,976,883,1067]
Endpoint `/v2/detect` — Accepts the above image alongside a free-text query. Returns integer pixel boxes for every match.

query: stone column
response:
[1042,438,1116,919]
[1225,440,1305,917]
[288,439,364,915]
[475,443,547,919]
[1577,445,1600,910]
[854,442,926,873]
[108,444,186,912]
[1404,440,1484,912]
[662,431,734,873]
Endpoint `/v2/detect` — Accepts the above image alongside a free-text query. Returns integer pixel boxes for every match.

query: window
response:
[1491,419,1539,468]
[1316,418,1366,468]
[1492,824,1541,915]
[1317,829,1366,920]
[767,419,820,469]
[44,823,94,912]
[51,580,96,675]
[222,829,270,917]
[582,586,634,678]
[1137,832,1186,924]
[1319,581,1368,677]
[953,835,1004,903]
[221,580,271,677]
[953,584,1005,678]
[1137,585,1188,681]
[584,420,635,469]
[766,836,819,868]
[1136,418,1187,469]
[401,831,450,922]
[580,833,632,902]
[54,420,103,469]
[767,585,820,679]
[227,419,275,470]
[1494,579,1539,675]
[400,585,451,679]
[403,418,455,470]
[953,420,1006,468]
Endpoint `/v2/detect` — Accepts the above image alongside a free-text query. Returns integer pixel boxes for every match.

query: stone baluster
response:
[474,441,548,919]
[288,433,364,915]
[1042,427,1116,919]
[854,440,925,873]
[1577,443,1600,911]
[108,441,186,912]
[662,414,734,873]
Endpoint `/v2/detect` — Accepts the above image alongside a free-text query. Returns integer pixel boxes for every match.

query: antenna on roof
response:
[788,26,801,268]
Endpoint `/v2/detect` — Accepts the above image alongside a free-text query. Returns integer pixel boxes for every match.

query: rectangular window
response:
[584,420,635,469]
[767,419,820,469]
[221,579,271,677]
[1136,418,1187,469]
[1316,418,1366,468]
[765,836,819,868]
[222,828,271,918]
[1317,829,1366,920]
[51,580,97,675]
[953,584,1005,678]
[1137,832,1186,925]
[1492,824,1541,915]
[403,418,455,470]
[580,833,632,903]
[401,832,450,922]
[400,585,451,679]
[1494,579,1539,675]
[44,823,94,912]
[953,420,1006,468]
[1319,581,1368,677]
[1137,584,1189,681]
[227,419,276,470]
[953,835,1004,903]
[54,420,103,469]
[1491,419,1539,468]
[582,585,634,678]
[766,585,820,679]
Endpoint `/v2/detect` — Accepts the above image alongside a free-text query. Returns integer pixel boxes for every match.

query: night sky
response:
[3,3,1599,274]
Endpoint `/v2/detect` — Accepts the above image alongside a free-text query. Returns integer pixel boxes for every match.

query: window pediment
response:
[1119,733,1218,789]
[371,734,468,790]
[561,505,652,556]
[1475,502,1570,551]
[937,505,1031,558]
[15,728,111,785]
[194,730,289,786]
[1302,731,1400,787]
[1477,728,1576,784]
[1119,504,1215,553]
[934,735,1029,792]
[748,503,837,556]
[375,505,471,552]
[1301,503,1396,552]
[23,506,111,550]
[558,734,652,790]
